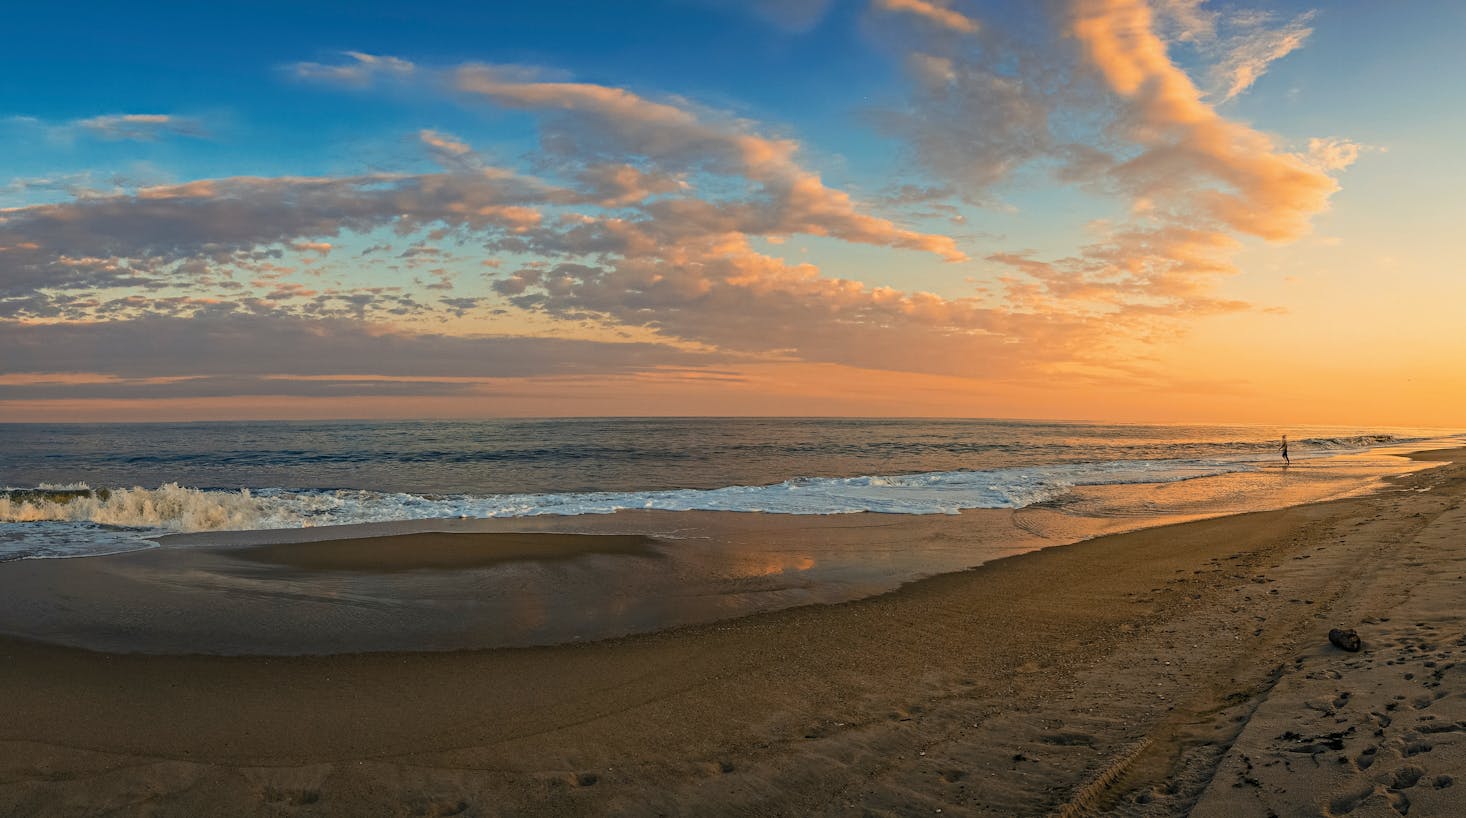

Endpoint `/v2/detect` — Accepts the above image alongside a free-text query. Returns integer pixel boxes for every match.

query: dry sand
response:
[1,451,1463,816]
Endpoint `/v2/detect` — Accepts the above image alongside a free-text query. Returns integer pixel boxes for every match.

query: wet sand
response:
[1,450,1464,815]
[228,531,663,572]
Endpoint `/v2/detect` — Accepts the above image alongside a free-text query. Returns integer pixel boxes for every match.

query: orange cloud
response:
[291,241,332,255]
[452,64,965,261]
[1305,137,1372,172]
[1070,0,1338,242]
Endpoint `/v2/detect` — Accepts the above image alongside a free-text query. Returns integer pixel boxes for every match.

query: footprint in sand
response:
[1329,783,1414,816]
[1390,765,1425,790]
[1327,783,1376,815]
[1354,745,1378,771]
[1416,720,1466,735]
[1305,698,1343,717]
[1400,737,1433,757]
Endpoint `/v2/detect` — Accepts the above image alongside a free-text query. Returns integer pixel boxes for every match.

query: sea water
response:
[2,418,1458,562]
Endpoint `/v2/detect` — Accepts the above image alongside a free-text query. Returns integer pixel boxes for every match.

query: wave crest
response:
[1,457,1251,533]
[0,483,271,531]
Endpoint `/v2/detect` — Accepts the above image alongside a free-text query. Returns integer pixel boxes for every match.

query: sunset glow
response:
[3,0,1462,425]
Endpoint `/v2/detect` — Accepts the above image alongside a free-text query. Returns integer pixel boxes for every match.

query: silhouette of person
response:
[1280,434,1290,465]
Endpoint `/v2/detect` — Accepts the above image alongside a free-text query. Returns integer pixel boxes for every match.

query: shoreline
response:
[1,448,1463,814]
[1,442,1449,656]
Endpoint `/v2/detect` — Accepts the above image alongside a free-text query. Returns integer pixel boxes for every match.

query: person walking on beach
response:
[1280,434,1290,465]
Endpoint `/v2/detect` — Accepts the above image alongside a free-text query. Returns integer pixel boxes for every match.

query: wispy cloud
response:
[1207,9,1315,102]
[432,59,964,259]
[417,128,482,171]
[290,51,416,86]
[74,113,208,141]
[6,113,207,143]
[870,47,1054,198]
[1304,137,1377,172]
[1154,0,1216,43]
[871,0,980,34]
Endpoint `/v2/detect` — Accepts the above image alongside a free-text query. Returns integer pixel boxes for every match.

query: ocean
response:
[1,418,1456,563]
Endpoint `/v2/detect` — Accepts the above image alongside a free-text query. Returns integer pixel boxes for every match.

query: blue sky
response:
[4,1,892,180]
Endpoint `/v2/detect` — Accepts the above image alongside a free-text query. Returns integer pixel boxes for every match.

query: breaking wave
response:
[1,483,273,531]
[2,457,1252,554]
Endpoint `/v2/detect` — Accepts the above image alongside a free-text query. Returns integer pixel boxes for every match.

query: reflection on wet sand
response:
[731,553,817,577]
[230,531,662,572]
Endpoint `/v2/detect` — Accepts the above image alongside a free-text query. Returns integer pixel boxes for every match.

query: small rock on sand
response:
[1328,628,1362,652]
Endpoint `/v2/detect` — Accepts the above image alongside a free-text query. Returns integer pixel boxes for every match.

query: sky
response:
[2,0,1463,426]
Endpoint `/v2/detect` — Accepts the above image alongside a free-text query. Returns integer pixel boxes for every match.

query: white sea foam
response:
[1,457,1261,560]
[1,483,274,530]
[0,522,159,561]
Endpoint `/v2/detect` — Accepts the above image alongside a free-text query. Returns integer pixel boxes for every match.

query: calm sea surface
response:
[1,417,1447,494]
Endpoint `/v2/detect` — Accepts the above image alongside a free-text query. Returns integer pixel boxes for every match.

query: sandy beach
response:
[1,450,1463,816]
[9,0,1462,812]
